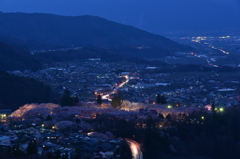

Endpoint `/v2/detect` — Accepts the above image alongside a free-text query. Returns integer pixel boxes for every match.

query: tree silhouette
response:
[54,149,61,159]
[158,113,164,119]
[211,101,215,112]
[73,146,82,159]
[97,94,102,105]
[111,95,122,108]
[46,152,53,159]
[60,90,72,106]
[27,141,38,155]
[119,140,132,159]
[12,144,24,157]
[72,96,79,106]
[60,90,79,106]
[45,115,52,121]
[156,94,161,104]
[166,114,172,121]
[75,118,80,124]
[156,94,167,104]
[62,152,68,159]
[160,95,167,104]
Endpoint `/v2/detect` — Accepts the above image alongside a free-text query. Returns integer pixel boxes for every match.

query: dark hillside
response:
[0,70,55,110]
[0,41,41,71]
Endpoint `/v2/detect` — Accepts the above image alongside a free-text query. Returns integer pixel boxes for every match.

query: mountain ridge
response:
[0,12,191,52]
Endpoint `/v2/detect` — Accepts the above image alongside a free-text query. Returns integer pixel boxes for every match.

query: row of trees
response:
[60,90,168,108]
[156,94,167,104]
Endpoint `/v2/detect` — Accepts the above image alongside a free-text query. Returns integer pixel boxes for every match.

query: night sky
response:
[0,0,239,33]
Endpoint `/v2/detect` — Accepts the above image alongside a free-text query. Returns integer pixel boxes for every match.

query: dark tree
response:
[158,113,164,119]
[211,101,215,112]
[156,94,161,104]
[45,115,52,121]
[73,146,82,159]
[119,140,132,159]
[160,95,167,104]
[72,96,79,106]
[75,118,80,124]
[60,90,72,106]
[156,94,167,104]
[0,127,5,132]
[62,152,68,159]
[111,95,122,108]
[166,114,172,121]
[97,94,102,105]
[47,152,53,159]
[27,140,38,155]
[12,144,24,157]
[54,149,61,159]
[146,117,155,128]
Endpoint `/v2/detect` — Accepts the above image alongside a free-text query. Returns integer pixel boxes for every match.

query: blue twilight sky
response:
[0,0,239,34]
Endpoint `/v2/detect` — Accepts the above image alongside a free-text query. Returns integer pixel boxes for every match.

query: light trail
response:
[102,75,129,100]
[191,38,231,67]
[191,52,219,67]
[126,139,143,159]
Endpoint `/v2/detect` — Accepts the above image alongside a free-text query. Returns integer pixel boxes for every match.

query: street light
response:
[219,108,224,112]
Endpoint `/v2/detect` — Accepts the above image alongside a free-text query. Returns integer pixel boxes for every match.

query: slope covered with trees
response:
[0,70,55,110]
[0,41,41,71]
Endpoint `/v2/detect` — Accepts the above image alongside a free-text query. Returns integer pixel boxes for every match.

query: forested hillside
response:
[0,41,41,71]
[0,70,55,110]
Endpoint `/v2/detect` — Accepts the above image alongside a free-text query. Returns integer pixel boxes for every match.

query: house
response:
[0,125,8,131]
[19,143,28,152]
[120,72,130,76]
[33,134,42,144]
[80,145,95,154]
[0,136,11,146]
[97,142,116,152]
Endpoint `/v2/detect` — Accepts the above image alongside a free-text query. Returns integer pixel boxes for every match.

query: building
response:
[0,136,11,146]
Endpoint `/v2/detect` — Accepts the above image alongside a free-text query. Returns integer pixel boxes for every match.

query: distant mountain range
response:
[96,0,240,34]
[0,12,191,52]
[0,41,41,71]
[1,0,239,34]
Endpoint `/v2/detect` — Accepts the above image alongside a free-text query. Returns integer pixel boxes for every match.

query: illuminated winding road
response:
[102,75,129,100]
[126,139,143,159]
[192,40,231,68]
